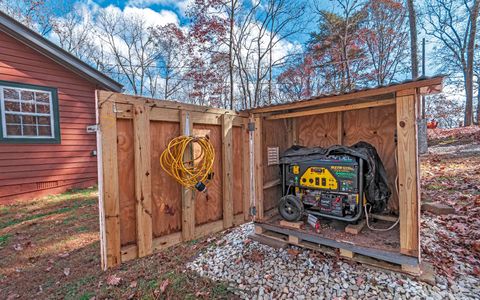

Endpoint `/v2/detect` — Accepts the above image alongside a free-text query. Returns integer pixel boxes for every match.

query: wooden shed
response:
[250,76,443,274]
[0,11,122,203]
[96,76,443,273]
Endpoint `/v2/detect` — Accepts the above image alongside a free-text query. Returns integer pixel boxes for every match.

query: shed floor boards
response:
[259,214,400,254]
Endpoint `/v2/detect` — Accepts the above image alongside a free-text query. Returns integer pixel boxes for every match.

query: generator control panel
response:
[285,155,359,193]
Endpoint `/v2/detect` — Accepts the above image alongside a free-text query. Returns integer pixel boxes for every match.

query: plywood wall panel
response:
[343,105,398,211]
[150,121,182,237]
[297,113,339,147]
[116,119,136,246]
[193,124,223,225]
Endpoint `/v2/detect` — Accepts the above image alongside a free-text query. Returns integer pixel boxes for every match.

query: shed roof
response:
[0,11,123,92]
[250,75,444,114]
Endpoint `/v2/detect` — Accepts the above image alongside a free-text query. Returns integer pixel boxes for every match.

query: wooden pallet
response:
[254,223,423,276]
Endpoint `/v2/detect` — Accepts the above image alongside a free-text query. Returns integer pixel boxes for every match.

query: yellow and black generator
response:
[278,143,390,223]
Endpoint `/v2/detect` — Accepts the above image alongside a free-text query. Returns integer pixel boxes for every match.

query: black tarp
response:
[280,142,391,213]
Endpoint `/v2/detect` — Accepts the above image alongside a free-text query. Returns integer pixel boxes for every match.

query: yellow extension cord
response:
[159,135,215,190]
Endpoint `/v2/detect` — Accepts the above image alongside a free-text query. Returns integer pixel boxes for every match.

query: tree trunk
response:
[406,0,418,79]
[477,75,480,124]
[228,0,235,110]
[464,0,480,126]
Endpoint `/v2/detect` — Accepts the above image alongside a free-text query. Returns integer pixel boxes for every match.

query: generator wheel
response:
[278,195,304,222]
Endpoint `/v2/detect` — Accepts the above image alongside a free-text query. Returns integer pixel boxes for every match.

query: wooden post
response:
[133,103,153,257]
[97,91,121,269]
[337,112,344,145]
[222,114,234,228]
[180,110,195,241]
[242,120,251,221]
[253,116,264,220]
[396,92,420,258]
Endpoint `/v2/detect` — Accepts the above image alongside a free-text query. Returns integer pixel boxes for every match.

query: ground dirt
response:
[0,189,236,299]
[1,127,479,299]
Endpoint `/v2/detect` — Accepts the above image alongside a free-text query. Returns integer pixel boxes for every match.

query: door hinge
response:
[249,206,257,216]
[248,122,255,132]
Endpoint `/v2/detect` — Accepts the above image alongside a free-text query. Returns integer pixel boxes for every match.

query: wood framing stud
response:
[250,76,443,113]
[266,99,396,120]
[242,121,251,221]
[222,114,234,228]
[180,110,195,241]
[97,94,121,269]
[133,104,153,257]
[396,94,420,257]
[253,117,264,220]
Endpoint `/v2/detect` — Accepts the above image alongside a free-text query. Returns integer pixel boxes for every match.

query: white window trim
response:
[1,85,56,139]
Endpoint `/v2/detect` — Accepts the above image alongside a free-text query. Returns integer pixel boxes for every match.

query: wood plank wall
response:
[0,31,99,203]
[97,91,250,269]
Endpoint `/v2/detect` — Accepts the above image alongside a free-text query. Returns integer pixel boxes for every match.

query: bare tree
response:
[233,0,305,108]
[362,0,409,86]
[423,0,480,126]
[0,0,73,35]
[152,24,189,99]
[96,9,160,96]
[310,0,368,93]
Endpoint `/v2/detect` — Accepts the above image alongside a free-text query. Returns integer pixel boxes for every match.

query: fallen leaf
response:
[129,281,137,288]
[45,266,52,272]
[356,276,365,286]
[58,252,70,258]
[159,279,169,293]
[6,293,19,300]
[106,274,121,286]
[63,268,70,276]
[287,249,300,257]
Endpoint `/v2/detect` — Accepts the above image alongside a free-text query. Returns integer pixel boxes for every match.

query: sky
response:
[80,0,440,76]
[88,0,332,43]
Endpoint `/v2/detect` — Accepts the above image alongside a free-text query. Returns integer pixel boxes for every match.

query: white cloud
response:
[123,6,179,26]
[126,0,193,16]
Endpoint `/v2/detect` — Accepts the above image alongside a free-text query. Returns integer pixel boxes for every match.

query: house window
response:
[0,81,60,143]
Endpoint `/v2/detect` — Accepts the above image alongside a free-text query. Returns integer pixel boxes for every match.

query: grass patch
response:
[0,233,11,246]
[62,275,96,299]
[0,197,97,230]
[210,282,231,298]
[75,226,89,233]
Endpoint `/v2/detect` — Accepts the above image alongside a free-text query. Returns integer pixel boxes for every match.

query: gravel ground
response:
[188,223,480,300]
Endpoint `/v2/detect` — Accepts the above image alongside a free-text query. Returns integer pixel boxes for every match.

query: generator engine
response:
[279,154,364,222]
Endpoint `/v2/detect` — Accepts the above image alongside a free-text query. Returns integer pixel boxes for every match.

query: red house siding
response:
[0,31,99,203]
